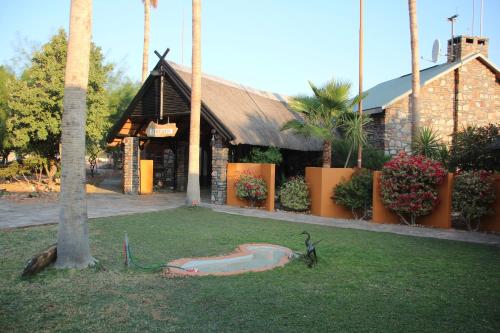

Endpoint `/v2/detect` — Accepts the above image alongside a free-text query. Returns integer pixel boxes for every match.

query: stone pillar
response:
[211,135,229,205]
[123,137,139,194]
[176,142,188,191]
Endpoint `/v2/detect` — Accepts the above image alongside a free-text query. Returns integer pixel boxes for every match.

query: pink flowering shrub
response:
[452,170,495,231]
[380,152,446,225]
[235,171,268,206]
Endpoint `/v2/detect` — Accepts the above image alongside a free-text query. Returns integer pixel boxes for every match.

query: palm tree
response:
[142,0,158,83]
[408,0,420,140]
[56,0,95,269]
[340,110,372,167]
[186,0,201,205]
[282,80,354,168]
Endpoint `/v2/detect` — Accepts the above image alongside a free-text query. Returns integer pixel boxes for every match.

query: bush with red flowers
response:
[452,170,495,231]
[380,152,446,226]
[235,171,268,207]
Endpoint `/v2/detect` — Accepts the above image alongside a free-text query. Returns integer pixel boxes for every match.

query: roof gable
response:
[358,53,499,113]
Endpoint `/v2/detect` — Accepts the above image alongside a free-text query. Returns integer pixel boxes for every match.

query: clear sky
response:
[1,0,499,96]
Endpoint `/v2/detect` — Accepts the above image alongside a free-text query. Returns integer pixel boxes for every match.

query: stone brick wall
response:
[176,142,188,191]
[382,57,499,156]
[383,98,412,155]
[211,135,229,205]
[123,137,139,194]
[447,36,489,63]
[366,113,385,150]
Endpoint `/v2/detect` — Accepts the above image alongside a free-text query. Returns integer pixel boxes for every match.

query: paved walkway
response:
[205,204,500,247]
[1,191,499,247]
[0,193,186,229]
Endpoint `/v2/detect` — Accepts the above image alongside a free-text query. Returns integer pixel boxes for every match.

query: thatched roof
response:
[168,62,321,151]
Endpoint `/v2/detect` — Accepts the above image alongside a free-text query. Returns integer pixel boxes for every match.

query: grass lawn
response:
[1,207,499,332]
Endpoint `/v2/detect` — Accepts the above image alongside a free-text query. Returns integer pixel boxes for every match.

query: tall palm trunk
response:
[186,0,201,205]
[56,0,95,269]
[142,0,151,83]
[322,141,332,168]
[408,0,420,140]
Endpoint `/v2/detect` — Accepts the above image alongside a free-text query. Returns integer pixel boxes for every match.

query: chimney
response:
[447,35,489,63]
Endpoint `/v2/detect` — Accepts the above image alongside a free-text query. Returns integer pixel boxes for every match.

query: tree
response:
[56,0,95,269]
[339,109,371,167]
[186,0,202,205]
[142,0,158,83]
[408,0,420,140]
[7,30,113,166]
[0,66,15,164]
[282,79,354,168]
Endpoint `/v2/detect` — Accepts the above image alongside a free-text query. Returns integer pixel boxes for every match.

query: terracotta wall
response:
[226,163,275,211]
[305,167,355,219]
[140,160,153,194]
[372,171,453,228]
[481,174,500,232]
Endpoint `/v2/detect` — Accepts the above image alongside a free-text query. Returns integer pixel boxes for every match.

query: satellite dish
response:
[432,39,440,63]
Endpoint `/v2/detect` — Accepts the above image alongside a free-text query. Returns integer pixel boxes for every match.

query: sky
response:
[0,0,499,96]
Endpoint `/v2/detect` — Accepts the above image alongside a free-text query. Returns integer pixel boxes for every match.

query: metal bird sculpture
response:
[301,231,320,267]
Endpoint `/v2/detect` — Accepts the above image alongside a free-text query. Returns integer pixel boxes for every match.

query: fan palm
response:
[282,79,360,168]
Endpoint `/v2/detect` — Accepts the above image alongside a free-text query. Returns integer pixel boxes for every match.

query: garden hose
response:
[123,233,186,272]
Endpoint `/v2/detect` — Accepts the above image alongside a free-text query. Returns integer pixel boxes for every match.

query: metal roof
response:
[356,53,499,113]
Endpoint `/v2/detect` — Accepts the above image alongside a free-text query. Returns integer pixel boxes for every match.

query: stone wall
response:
[382,57,499,155]
[211,135,229,205]
[176,142,188,191]
[366,113,385,150]
[123,137,139,194]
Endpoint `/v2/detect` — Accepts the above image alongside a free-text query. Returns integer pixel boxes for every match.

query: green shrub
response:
[333,168,373,219]
[452,170,496,231]
[449,124,499,171]
[331,139,389,170]
[380,152,447,226]
[241,146,282,165]
[235,171,268,207]
[279,176,310,211]
[0,162,21,180]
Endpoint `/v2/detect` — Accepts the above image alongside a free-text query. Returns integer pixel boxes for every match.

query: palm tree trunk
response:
[322,141,332,168]
[409,0,420,141]
[56,0,95,269]
[142,0,151,83]
[186,0,201,205]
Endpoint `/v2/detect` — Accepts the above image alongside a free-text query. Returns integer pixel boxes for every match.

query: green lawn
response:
[1,207,499,332]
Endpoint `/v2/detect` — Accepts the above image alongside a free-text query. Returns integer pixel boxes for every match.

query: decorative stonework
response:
[176,142,188,191]
[123,137,139,194]
[211,135,229,205]
[370,56,499,156]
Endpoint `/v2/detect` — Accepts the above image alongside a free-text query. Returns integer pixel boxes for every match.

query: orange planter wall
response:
[372,171,453,228]
[481,174,500,232]
[139,160,153,195]
[305,167,355,219]
[226,163,275,211]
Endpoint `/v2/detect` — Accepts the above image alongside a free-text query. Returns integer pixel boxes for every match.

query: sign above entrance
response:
[146,121,178,138]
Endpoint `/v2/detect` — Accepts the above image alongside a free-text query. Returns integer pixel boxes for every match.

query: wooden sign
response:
[146,121,178,138]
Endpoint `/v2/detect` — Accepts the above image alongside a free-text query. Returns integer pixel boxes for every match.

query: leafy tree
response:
[0,66,15,164]
[449,124,499,172]
[7,29,113,165]
[107,79,140,123]
[282,79,360,168]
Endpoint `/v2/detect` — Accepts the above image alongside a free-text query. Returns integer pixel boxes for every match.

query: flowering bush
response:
[333,168,373,220]
[452,170,495,231]
[279,176,310,211]
[380,152,446,226]
[235,171,268,206]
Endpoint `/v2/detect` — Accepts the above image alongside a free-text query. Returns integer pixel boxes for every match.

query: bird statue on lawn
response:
[301,231,321,268]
